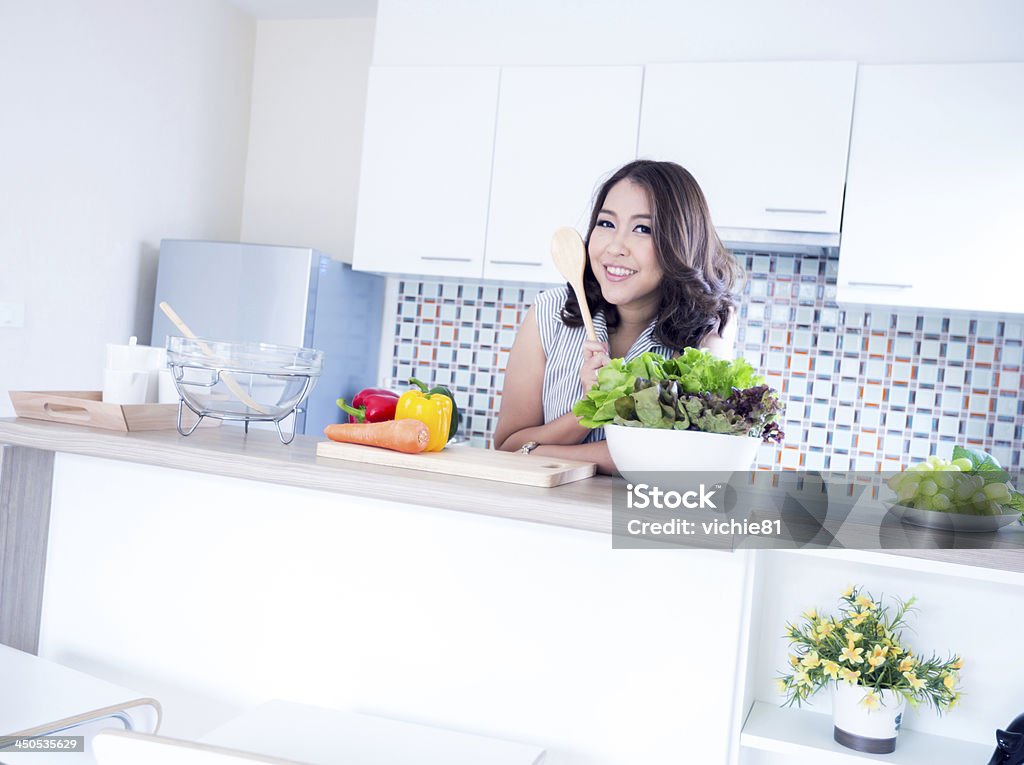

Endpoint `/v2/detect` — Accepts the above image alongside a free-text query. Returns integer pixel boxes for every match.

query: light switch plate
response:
[0,302,25,328]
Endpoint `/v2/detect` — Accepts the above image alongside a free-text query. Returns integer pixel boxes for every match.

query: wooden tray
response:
[316,440,596,487]
[9,391,207,432]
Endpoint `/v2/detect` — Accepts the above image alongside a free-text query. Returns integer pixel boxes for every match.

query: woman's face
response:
[588,179,664,312]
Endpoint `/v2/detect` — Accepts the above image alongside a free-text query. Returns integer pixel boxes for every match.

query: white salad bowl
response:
[604,424,762,478]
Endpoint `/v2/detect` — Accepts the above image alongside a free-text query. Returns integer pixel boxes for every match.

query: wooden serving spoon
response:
[159,301,270,415]
[550,227,597,342]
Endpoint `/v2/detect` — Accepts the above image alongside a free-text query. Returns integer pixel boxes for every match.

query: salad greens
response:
[572,349,784,443]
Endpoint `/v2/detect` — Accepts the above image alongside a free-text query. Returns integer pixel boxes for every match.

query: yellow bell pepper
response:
[395,389,452,452]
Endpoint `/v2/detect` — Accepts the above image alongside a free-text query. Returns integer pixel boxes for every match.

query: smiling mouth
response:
[604,265,637,281]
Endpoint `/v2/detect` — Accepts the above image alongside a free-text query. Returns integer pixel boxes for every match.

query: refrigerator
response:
[151,239,386,436]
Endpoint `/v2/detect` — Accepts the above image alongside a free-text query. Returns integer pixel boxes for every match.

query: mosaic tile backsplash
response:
[386,252,1024,470]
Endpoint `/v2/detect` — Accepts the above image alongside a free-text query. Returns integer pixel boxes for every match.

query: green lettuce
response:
[571,349,784,442]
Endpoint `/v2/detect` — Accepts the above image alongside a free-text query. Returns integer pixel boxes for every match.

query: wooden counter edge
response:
[2,418,1022,575]
[0,419,614,534]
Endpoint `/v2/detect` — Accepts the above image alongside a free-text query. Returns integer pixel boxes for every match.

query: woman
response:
[493,159,742,474]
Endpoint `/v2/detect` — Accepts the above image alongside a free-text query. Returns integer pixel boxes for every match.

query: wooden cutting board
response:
[316,441,596,487]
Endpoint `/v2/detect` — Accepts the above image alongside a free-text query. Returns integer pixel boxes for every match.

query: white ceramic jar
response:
[832,681,907,754]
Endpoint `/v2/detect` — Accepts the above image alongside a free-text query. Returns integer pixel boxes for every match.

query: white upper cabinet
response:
[483,67,642,284]
[352,67,499,278]
[837,63,1024,314]
[638,62,856,239]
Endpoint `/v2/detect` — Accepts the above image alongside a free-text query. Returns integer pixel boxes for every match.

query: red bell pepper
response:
[336,388,399,423]
[353,388,398,408]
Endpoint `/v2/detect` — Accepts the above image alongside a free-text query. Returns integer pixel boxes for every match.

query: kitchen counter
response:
[3,418,1021,567]
[0,417,754,764]
[2,416,1023,764]
[0,418,614,534]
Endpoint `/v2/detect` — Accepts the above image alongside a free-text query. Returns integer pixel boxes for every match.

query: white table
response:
[0,644,160,764]
[92,700,545,765]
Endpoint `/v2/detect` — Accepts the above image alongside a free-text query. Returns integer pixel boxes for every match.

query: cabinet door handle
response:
[846,281,914,289]
[488,260,543,267]
[764,207,828,215]
[420,256,473,263]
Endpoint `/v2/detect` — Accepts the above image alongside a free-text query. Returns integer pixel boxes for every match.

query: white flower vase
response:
[832,681,907,754]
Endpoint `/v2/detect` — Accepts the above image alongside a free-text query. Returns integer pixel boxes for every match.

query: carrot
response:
[323,419,430,454]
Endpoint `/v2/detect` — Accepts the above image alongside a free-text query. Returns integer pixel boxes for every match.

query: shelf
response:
[774,548,1024,583]
[740,701,993,764]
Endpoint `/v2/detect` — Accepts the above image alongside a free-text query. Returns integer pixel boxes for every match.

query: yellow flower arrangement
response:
[850,610,872,626]
[840,645,864,664]
[777,587,963,713]
[816,621,836,639]
[903,671,927,691]
[839,667,861,685]
[859,689,882,711]
[867,644,887,669]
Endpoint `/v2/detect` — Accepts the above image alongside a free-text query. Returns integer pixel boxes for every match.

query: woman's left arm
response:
[700,306,738,359]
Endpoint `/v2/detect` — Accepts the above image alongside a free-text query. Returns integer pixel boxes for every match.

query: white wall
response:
[373,0,1024,65]
[0,0,256,417]
[240,18,375,261]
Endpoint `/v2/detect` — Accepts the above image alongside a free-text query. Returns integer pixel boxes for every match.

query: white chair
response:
[94,699,545,765]
[0,644,161,764]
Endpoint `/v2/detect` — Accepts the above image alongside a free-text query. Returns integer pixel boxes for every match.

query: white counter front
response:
[0,420,751,764]
[2,419,1021,765]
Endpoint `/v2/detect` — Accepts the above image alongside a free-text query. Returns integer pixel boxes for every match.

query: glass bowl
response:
[165,336,323,425]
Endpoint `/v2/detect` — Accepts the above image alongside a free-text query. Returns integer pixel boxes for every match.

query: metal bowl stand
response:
[172,366,315,445]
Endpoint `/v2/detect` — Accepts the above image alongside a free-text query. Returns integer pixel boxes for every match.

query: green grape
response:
[980,501,1002,517]
[897,483,919,503]
[892,452,1017,519]
[954,476,976,502]
[894,471,921,492]
[983,483,1011,503]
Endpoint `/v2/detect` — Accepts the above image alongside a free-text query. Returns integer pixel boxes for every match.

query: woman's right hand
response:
[579,340,610,393]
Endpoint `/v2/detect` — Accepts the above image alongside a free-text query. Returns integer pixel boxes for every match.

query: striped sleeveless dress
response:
[533,287,677,443]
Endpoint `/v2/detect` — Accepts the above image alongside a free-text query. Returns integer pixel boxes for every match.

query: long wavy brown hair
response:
[560,160,742,351]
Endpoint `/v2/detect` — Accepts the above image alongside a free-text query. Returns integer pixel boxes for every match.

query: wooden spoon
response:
[159,301,270,415]
[550,227,597,342]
